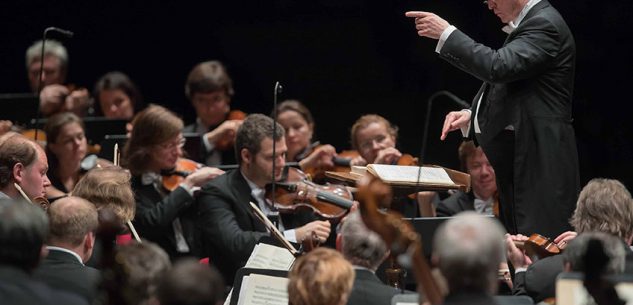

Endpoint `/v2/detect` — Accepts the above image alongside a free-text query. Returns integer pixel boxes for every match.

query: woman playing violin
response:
[93,71,144,125]
[184,60,244,166]
[123,104,224,260]
[275,100,337,173]
[44,112,111,201]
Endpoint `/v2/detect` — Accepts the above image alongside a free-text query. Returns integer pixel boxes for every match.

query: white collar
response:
[141,172,162,186]
[502,0,542,33]
[46,246,84,265]
[241,171,263,196]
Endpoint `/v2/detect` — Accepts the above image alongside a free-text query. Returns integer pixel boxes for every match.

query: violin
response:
[396,153,418,166]
[357,176,443,304]
[214,109,246,151]
[160,158,202,192]
[265,167,354,222]
[302,146,359,183]
[514,233,566,259]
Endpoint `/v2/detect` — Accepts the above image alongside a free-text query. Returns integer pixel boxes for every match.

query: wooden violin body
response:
[160,158,202,192]
[514,233,565,259]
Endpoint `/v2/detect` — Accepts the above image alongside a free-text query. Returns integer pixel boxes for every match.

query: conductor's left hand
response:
[405,11,450,40]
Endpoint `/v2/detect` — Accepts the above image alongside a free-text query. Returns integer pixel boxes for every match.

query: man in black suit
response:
[0,200,87,305]
[407,0,579,239]
[197,114,331,284]
[337,211,400,305]
[507,178,633,303]
[436,141,497,217]
[434,212,506,305]
[33,196,101,302]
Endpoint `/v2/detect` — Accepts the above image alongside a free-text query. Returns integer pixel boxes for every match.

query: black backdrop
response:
[1,0,631,189]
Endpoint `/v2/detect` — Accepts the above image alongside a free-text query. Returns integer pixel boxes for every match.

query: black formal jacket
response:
[439,0,579,238]
[196,169,313,284]
[0,265,88,305]
[346,268,400,305]
[435,191,476,217]
[442,291,498,305]
[32,249,100,302]
[131,175,202,260]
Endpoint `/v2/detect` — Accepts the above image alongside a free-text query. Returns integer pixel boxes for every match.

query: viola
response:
[214,109,246,151]
[265,167,354,222]
[160,158,202,192]
[514,233,566,259]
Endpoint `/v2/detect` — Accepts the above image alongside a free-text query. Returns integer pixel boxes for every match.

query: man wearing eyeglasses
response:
[406,0,579,239]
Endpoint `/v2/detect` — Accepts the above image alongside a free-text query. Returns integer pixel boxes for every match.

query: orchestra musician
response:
[183,60,244,166]
[196,114,331,284]
[274,99,337,175]
[122,104,224,260]
[43,112,111,201]
[93,71,144,122]
[0,133,51,201]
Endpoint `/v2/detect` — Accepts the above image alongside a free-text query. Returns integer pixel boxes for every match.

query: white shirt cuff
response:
[435,25,457,53]
[514,267,527,273]
[460,109,471,137]
[178,183,199,197]
[283,229,297,243]
[202,133,215,152]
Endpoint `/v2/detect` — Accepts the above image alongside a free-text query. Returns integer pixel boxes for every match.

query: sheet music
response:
[236,274,289,305]
[245,243,295,270]
[368,164,454,185]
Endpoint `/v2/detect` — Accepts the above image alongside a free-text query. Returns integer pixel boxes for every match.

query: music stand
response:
[0,93,39,126]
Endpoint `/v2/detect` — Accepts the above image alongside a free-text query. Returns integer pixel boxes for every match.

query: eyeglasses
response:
[159,137,186,150]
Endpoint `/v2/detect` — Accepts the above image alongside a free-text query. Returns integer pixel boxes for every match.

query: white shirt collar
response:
[141,172,162,186]
[502,0,542,33]
[46,246,84,265]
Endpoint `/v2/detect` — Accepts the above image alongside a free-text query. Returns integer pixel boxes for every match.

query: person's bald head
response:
[48,196,98,247]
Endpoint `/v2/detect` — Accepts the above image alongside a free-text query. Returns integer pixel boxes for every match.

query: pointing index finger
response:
[405,11,431,18]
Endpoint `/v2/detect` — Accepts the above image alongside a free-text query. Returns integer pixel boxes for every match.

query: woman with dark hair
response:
[44,112,110,201]
[123,104,223,260]
[93,71,143,120]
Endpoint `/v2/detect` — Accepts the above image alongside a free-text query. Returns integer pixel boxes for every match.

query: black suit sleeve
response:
[134,186,194,228]
[197,184,267,264]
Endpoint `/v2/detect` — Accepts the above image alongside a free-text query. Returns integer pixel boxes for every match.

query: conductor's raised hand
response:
[405,11,450,40]
[440,110,471,141]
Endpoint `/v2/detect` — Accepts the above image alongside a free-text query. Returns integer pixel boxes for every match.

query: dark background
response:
[1,0,631,189]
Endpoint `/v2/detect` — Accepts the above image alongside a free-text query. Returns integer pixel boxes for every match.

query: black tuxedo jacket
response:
[33,249,100,302]
[131,175,201,260]
[436,191,476,217]
[0,265,88,305]
[197,169,313,284]
[439,0,579,238]
[346,268,400,305]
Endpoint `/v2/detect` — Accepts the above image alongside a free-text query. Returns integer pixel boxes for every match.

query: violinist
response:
[274,100,337,176]
[0,133,51,201]
[506,178,633,303]
[123,104,224,260]
[184,60,243,166]
[93,71,144,123]
[44,112,111,201]
[350,114,437,217]
[436,141,497,217]
[196,114,331,284]
[435,212,506,305]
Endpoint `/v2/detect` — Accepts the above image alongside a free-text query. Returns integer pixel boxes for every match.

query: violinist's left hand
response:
[299,144,336,170]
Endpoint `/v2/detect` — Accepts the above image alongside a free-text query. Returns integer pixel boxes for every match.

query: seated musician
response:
[337,211,401,305]
[184,60,243,166]
[350,114,437,217]
[436,140,497,216]
[122,104,224,260]
[196,114,331,284]
[288,247,355,305]
[434,212,506,305]
[0,133,51,201]
[44,112,111,201]
[93,71,144,122]
[274,99,336,175]
[506,178,633,303]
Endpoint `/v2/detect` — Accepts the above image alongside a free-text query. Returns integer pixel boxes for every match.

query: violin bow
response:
[113,143,142,243]
[14,183,33,204]
[249,201,299,256]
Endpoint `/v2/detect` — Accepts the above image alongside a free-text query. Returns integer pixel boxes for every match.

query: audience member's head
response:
[433,212,505,295]
[570,178,633,243]
[157,258,225,305]
[563,232,626,275]
[288,247,354,305]
[47,196,99,263]
[0,134,51,200]
[185,60,234,128]
[338,211,389,271]
[93,71,143,120]
[72,166,135,228]
[458,141,497,200]
[0,201,49,272]
[116,241,171,305]
[25,39,68,92]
